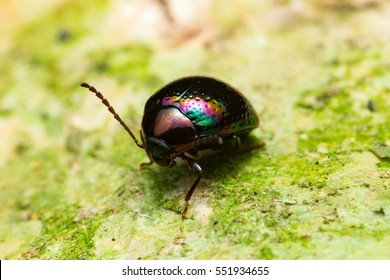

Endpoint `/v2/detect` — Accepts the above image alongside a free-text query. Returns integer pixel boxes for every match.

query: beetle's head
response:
[144,136,176,167]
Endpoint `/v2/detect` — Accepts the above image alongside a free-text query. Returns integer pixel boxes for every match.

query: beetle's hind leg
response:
[239,140,266,153]
[224,135,265,155]
[180,154,203,219]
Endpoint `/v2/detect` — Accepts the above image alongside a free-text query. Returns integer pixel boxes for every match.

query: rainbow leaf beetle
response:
[80,76,261,218]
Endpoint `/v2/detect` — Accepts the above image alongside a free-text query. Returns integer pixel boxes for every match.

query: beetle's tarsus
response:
[140,161,153,168]
[181,155,203,219]
[248,140,266,151]
[181,203,189,219]
[181,173,202,219]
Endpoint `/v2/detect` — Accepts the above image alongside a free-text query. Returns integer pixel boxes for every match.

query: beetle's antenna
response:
[80,82,145,149]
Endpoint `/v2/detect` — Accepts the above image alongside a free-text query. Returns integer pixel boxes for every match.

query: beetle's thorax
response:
[149,106,198,145]
[141,106,198,167]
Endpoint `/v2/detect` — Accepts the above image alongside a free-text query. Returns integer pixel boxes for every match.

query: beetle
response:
[80,76,261,218]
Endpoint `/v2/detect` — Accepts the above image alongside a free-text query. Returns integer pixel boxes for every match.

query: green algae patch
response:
[87,45,160,88]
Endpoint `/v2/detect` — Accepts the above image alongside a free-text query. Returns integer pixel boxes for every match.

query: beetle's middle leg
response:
[224,135,265,155]
[180,154,203,219]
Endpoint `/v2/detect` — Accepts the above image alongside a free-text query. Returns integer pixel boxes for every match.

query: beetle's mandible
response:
[80,76,260,218]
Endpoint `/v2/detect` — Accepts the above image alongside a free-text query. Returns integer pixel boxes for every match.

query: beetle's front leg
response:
[180,154,203,219]
[140,160,153,168]
[140,153,153,169]
[139,133,154,168]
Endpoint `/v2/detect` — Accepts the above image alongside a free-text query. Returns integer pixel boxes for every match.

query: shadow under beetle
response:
[80,76,261,218]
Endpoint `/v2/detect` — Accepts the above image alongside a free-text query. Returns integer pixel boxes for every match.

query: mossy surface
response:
[1,0,389,259]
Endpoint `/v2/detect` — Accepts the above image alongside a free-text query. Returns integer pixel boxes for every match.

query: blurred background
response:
[1,0,389,259]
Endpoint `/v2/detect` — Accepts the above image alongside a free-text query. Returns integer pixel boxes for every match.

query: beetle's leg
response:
[232,135,241,148]
[174,135,223,155]
[226,136,265,154]
[187,150,199,157]
[239,140,266,153]
[140,135,154,168]
[140,159,153,169]
[180,154,203,219]
[215,135,241,153]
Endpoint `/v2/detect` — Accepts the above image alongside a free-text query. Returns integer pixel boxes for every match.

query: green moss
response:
[7,0,108,97]
[88,45,160,88]
[21,206,104,259]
